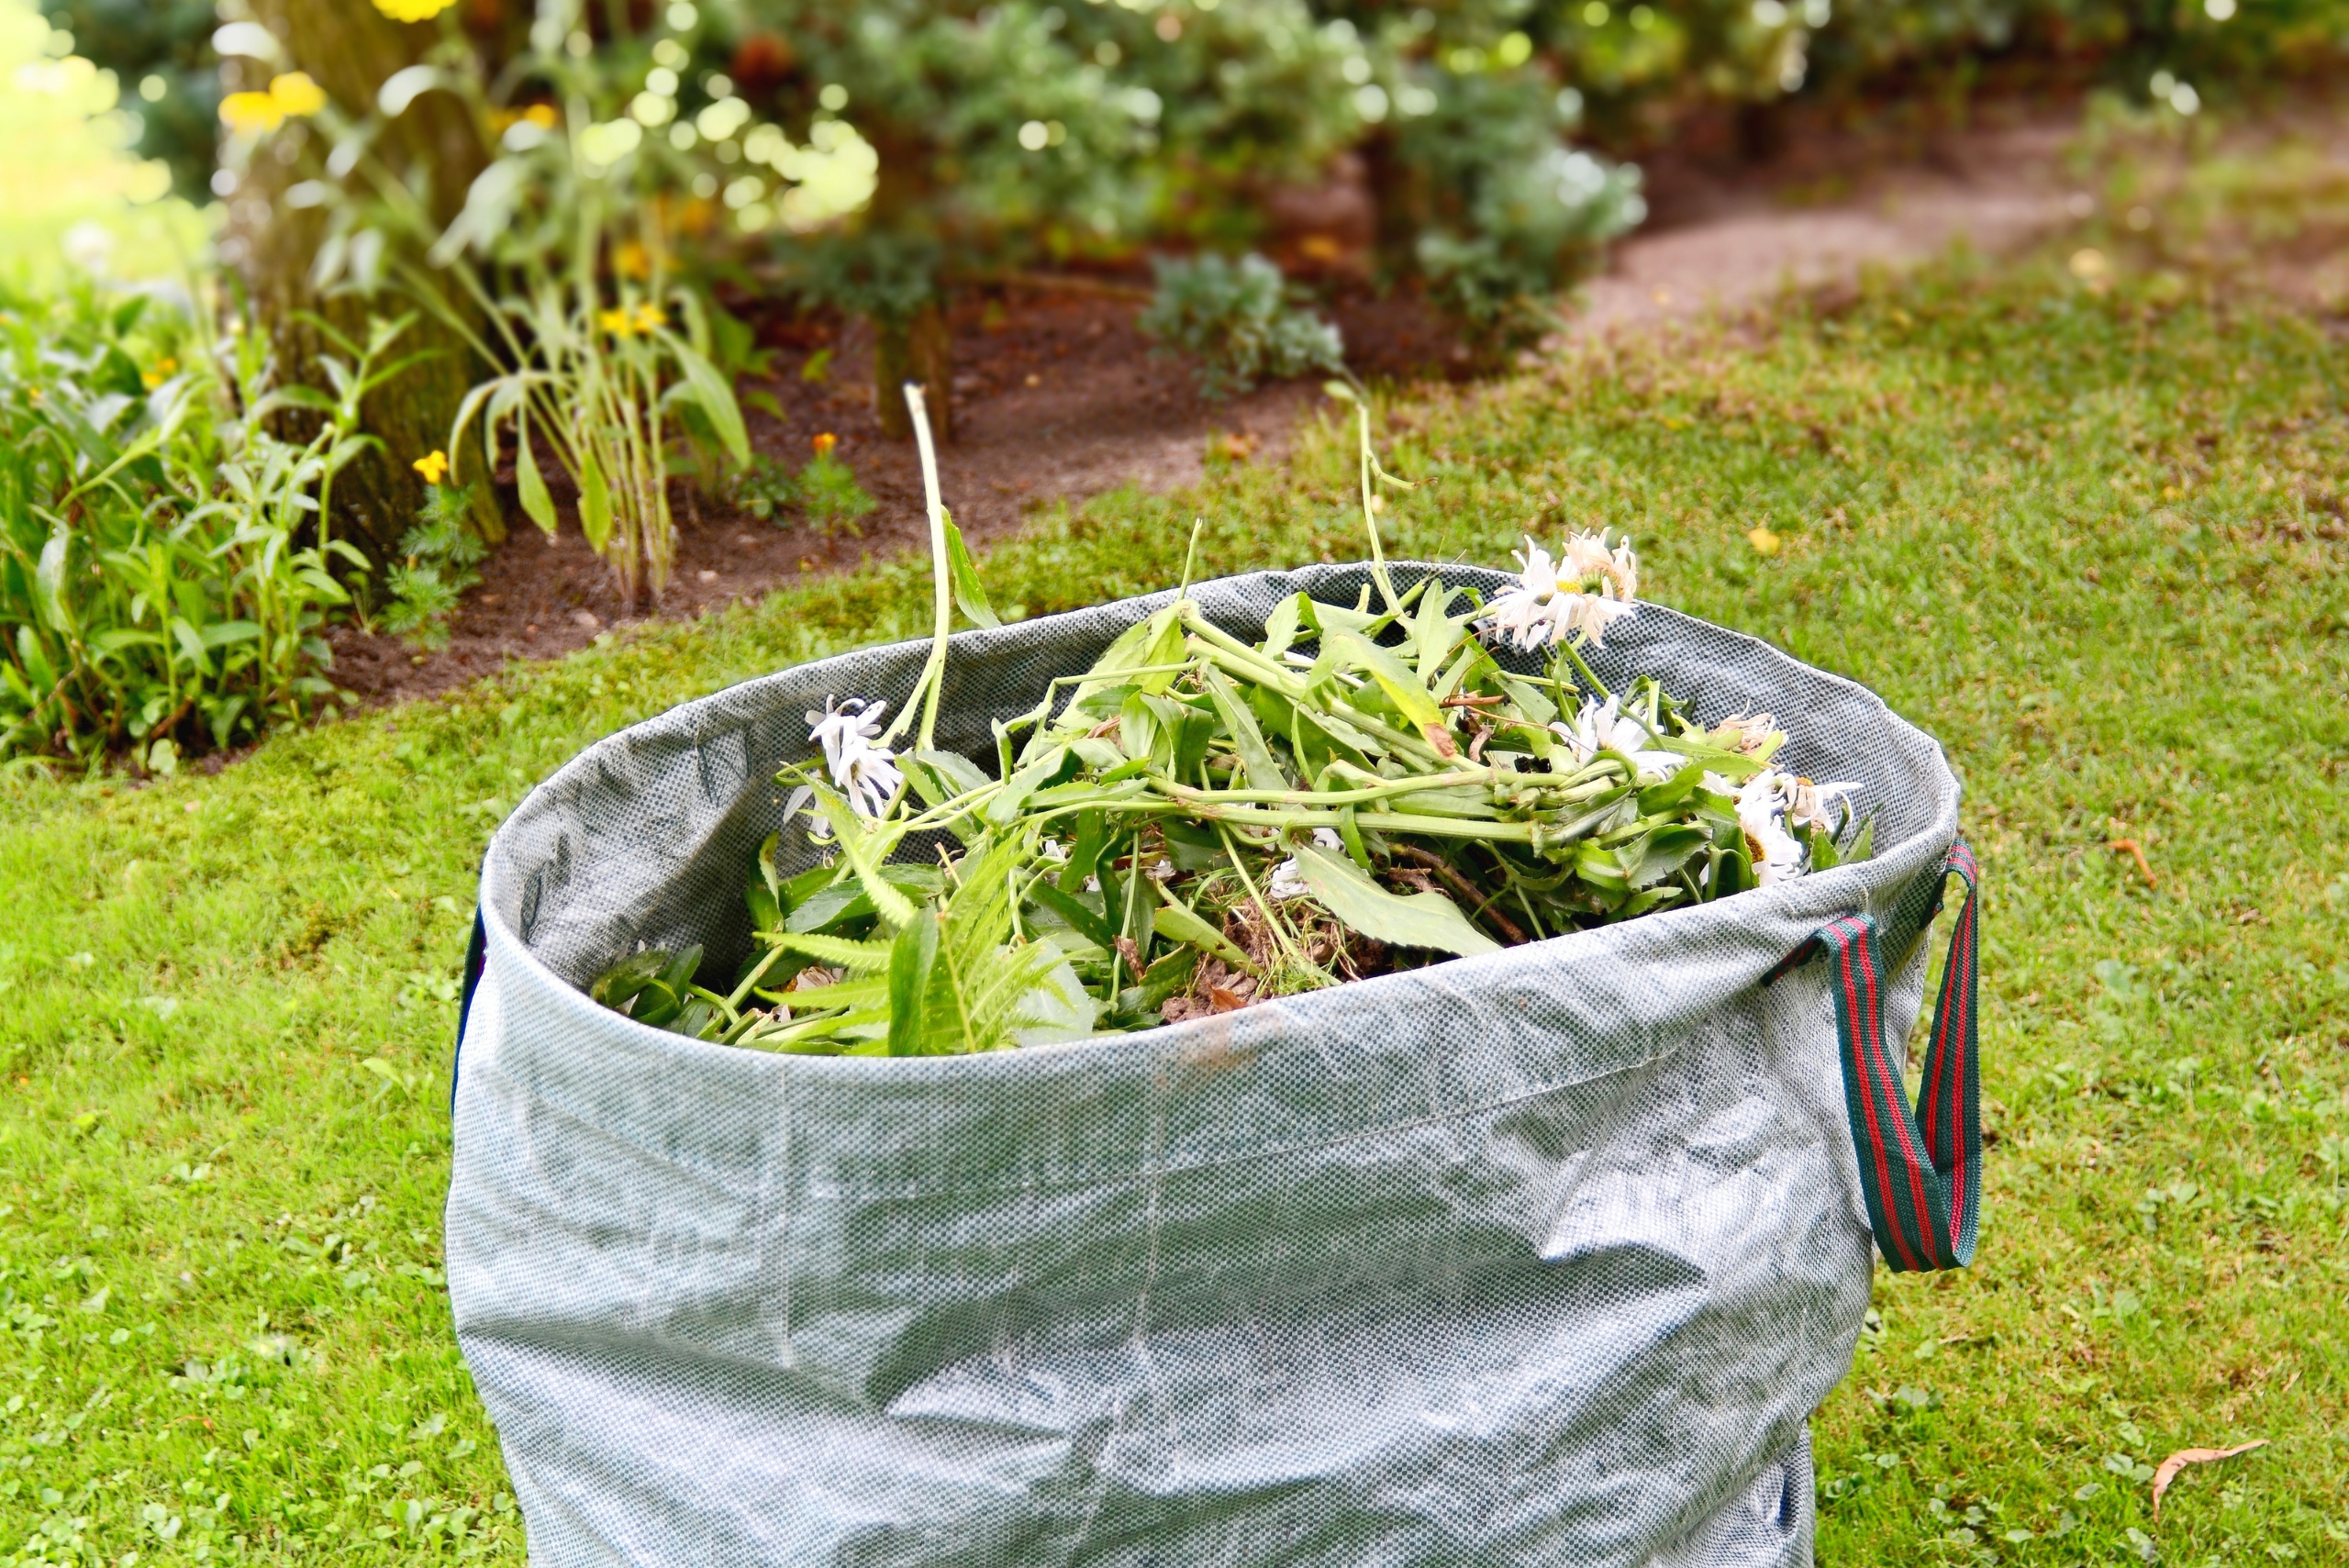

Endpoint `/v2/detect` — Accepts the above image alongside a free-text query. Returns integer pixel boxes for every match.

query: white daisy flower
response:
[1480,530,1640,652]
[806,696,904,819]
[1553,695,1683,784]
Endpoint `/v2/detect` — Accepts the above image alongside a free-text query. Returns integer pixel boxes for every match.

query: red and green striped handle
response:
[1770,840,1981,1273]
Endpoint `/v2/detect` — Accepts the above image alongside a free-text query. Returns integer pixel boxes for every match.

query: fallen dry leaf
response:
[2151,1440,2267,1518]
[2108,837,2157,889]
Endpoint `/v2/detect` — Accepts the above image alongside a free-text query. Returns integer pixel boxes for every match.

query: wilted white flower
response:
[1481,530,1639,652]
[1787,775,1859,833]
[1553,695,1681,784]
[1733,769,1807,886]
[806,696,903,819]
[1710,709,1785,759]
[1268,828,1344,900]
[1730,769,1856,883]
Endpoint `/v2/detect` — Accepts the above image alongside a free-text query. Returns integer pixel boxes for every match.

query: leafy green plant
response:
[793,444,876,533]
[294,5,758,606]
[732,440,876,535]
[379,481,487,649]
[716,0,1359,430]
[0,273,391,765]
[1140,253,1345,400]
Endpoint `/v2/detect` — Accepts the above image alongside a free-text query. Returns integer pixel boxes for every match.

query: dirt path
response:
[328,116,2080,705]
[1569,120,2074,338]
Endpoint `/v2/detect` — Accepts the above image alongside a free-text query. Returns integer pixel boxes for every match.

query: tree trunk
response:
[220,0,500,562]
[1357,128,1426,286]
[873,303,952,443]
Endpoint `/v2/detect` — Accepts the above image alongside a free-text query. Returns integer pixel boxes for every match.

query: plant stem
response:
[725,943,792,1012]
[1557,637,1613,703]
[1214,822,1318,977]
[887,382,955,753]
[1156,770,1498,806]
[1355,405,1399,616]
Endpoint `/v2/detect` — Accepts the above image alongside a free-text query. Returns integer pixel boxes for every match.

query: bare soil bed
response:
[327,103,2099,706]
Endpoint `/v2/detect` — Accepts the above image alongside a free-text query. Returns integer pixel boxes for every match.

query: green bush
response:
[1139,252,1345,399]
[1375,62,1647,346]
[0,275,376,765]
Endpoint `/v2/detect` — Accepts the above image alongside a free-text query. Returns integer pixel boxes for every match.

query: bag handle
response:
[1766,840,1981,1272]
[452,906,488,1117]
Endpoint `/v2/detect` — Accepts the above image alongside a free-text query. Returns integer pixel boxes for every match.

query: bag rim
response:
[471,562,1961,1107]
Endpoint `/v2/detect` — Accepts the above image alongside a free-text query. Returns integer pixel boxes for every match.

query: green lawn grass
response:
[3,254,2345,1565]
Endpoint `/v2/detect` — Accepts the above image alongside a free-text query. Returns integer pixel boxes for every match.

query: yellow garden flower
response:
[490,102,560,134]
[600,304,668,338]
[218,91,286,136]
[811,432,838,458]
[413,450,450,485]
[218,72,327,135]
[373,0,459,22]
[268,72,327,117]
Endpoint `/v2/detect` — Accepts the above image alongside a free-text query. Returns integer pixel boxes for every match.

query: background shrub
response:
[1139,252,1346,399]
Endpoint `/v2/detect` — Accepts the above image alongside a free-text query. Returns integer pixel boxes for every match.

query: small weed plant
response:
[733,438,876,535]
[379,482,489,651]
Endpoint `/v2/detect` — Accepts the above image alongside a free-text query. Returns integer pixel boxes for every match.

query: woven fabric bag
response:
[448,562,1983,1568]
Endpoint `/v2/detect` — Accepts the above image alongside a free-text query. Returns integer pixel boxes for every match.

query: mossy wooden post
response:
[219,0,503,562]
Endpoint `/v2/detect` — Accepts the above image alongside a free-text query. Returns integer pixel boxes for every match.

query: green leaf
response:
[575,443,614,554]
[1625,824,1710,889]
[764,929,894,973]
[1199,666,1286,794]
[1329,628,1445,732]
[1637,762,1713,817]
[1030,880,1116,952]
[1117,690,1161,765]
[1259,591,1310,657]
[983,745,1071,826]
[515,408,557,538]
[1118,944,1199,1018]
[1073,606,1186,702]
[446,378,501,484]
[666,331,751,470]
[1806,822,1842,873]
[886,915,940,1056]
[942,517,1000,628]
[1012,949,1099,1045]
[1295,846,1499,956]
[810,789,918,928]
[34,526,72,633]
[1151,900,1257,973]
[200,620,263,649]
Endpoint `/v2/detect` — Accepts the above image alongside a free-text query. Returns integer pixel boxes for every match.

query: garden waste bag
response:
[447,562,1984,1568]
